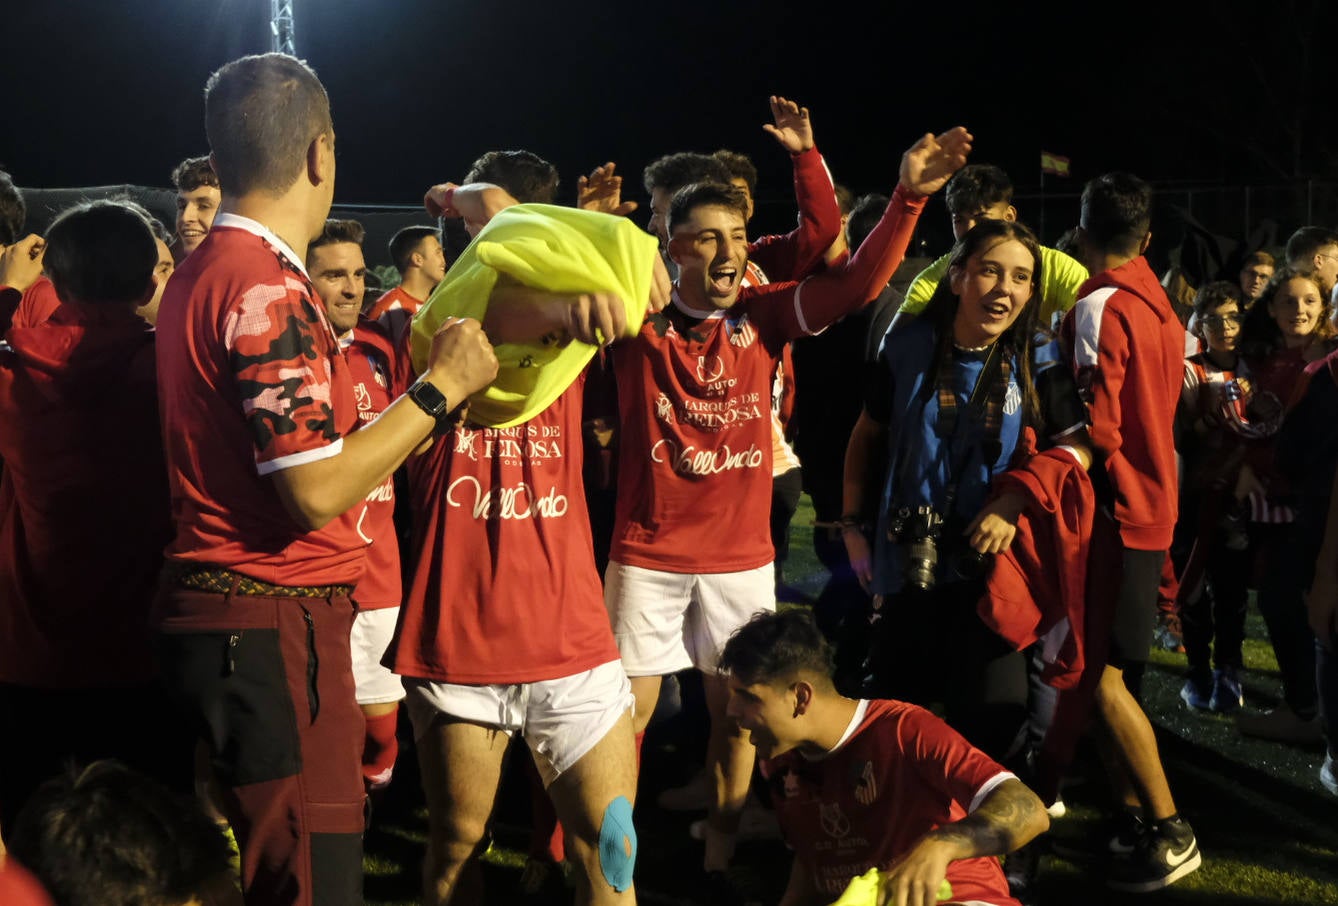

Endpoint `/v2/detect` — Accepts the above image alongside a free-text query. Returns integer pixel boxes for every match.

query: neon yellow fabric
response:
[829,867,952,905]
[899,245,1089,329]
[410,203,659,428]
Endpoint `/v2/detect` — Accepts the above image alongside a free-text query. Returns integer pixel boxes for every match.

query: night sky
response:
[5,0,1337,248]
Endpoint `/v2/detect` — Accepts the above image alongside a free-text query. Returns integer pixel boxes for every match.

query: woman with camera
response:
[841,218,1092,765]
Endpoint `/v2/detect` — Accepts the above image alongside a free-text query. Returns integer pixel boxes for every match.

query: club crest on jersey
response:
[1004,382,1021,415]
[853,761,878,805]
[819,802,850,839]
[654,393,675,424]
[354,382,373,412]
[696,355,725,384]
[453,427,480,460]
[727,315,756,348]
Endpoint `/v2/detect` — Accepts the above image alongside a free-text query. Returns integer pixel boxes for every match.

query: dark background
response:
[5,0,1337,262]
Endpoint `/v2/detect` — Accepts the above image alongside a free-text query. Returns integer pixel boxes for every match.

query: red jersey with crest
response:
[367,285,425,322]
[762,699,1019,905]
[344,318,400,610]
[386,378,619,683]
[155,214,363,587]
[609,185,926,573]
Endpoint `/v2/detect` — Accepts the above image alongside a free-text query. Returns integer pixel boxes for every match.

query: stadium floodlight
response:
[270,0,296,55]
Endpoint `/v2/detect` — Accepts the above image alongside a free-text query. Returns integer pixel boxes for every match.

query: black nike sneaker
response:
[1106,815,1201,893]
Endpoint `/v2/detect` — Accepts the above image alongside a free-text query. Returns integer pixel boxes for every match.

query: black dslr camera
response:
[886,504,991,592]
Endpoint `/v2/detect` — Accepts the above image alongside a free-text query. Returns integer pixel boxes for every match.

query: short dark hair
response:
[1079,172,1152,257]
[169,156,219,193]
[1285,226,1338,268]
[1053,226,1082,259]
[464,150,558,204]
[667,182,750,234]
[845,193,889,254]
[440,219,470,269]
[642,152,732,196]
[1241,249,1276,271]
[0,168,26,246]
[1192,280,1243,319]
[8,761,235,906]
[833,183,854,217]
[309,217,365,254]
[712,149,758,197]
[945,164,1013,216]
[718,609,835,687]
[145,216,172,245]
[389,225,440,274]
[204,53,331,197]
[108,196,171,245]
[43,200,156,306]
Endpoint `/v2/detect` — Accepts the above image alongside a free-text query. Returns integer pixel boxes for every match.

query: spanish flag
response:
[1040,151,1071,177]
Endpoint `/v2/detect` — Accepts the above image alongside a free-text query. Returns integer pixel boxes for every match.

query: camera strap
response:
[936,338,1010,514]
[937,340,1008,457]
[888,334,1011,521]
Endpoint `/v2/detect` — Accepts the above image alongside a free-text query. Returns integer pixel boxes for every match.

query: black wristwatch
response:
[406,376,449,420]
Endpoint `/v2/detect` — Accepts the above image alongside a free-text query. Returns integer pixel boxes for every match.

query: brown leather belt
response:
[169,563,352,599]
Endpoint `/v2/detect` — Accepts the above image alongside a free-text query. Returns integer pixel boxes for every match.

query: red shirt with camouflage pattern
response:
[155,214,363,587]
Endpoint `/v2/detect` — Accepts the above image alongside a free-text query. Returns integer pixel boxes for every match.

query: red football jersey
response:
[366,285,424,322]
[609,292,794,573]
[155,215,364,587]
[344,319,400,610]
[387,379,619,684]
[763,699,1019,905]
[609,185,926,573]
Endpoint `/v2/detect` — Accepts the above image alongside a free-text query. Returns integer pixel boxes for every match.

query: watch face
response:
[411,379,448,417]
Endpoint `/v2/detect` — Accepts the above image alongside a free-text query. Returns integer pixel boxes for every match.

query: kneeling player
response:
[721,610,1049,906]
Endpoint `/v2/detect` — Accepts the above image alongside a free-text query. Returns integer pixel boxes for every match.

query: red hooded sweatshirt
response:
[1061,257,1184,551]
[978,442,1095,691]
[0,303,170,688]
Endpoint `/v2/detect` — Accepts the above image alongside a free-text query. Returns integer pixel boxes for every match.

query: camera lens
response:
[905,537,938,591]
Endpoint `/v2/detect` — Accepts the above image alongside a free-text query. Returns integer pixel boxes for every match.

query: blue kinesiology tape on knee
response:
[598,795,637,892]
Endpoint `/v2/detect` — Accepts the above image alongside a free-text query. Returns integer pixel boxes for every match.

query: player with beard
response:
[306,218,407,799]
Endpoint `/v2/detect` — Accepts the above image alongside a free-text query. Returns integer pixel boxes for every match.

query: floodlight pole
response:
[270,0,296,55]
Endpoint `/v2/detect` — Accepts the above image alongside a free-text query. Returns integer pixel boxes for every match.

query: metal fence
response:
[1019,182,1338,255]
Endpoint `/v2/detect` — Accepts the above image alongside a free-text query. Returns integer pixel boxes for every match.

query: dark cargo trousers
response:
[156,583,365,906]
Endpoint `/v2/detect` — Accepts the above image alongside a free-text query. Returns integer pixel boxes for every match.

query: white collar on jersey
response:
[211,212,310,280]
[801,699,870,761]
[671,287,728,321]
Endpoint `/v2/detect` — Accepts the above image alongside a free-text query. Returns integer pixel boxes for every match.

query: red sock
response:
[546,821,566,863]
[361,708,399,790]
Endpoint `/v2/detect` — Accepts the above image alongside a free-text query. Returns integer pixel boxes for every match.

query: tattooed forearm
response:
[925,779,1050,858]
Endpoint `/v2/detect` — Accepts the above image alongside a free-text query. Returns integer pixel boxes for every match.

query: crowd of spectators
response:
[0,51,1335,906]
